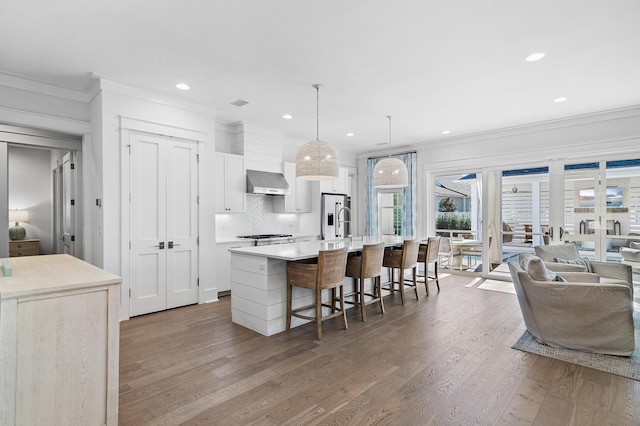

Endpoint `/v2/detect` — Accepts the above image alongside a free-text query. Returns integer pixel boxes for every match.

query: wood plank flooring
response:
[119,274,640,425]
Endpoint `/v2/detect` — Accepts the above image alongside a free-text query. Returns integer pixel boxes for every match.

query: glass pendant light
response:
[296,84,339,180]
[373,115,408,188]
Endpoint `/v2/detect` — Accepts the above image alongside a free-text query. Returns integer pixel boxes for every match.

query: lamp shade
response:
[295,140,339,180]
[9,209,29,223]
[373,157,408,189]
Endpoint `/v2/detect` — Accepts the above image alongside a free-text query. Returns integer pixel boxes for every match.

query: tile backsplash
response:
[215,195,299,239]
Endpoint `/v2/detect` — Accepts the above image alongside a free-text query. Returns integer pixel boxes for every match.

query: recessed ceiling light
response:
[525,52,546,62]
[282,114,293,119]
[176,83,190,90]
[441,130,451,135]
[553,97,568,103]
[346,132,355,137]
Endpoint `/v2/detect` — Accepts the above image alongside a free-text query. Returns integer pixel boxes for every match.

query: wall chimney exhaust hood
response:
[246,169,290,195]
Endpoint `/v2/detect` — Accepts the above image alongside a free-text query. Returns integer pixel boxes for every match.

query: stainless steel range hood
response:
[246,169,290,195]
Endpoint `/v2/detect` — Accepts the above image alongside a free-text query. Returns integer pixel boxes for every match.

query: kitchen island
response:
[229,238,403,336]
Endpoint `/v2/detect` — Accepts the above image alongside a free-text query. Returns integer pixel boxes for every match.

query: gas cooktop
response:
[237,234,293,239]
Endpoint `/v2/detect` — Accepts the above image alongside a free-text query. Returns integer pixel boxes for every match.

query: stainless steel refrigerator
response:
[321,193,351,239]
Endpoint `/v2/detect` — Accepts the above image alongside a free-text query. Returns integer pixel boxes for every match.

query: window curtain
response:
[365,152,417,238]
[399,152,417,238]
[365,159,378,236]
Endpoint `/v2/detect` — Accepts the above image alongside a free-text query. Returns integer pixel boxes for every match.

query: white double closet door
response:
[129,131,199,316]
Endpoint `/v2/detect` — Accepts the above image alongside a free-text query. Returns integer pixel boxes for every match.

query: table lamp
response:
[8,209,29,241]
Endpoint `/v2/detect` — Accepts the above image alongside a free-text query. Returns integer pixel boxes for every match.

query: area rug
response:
[512,312,640,380]
[477,279,516,294]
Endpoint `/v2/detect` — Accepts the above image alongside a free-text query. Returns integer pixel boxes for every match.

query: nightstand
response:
[9,239,40,257]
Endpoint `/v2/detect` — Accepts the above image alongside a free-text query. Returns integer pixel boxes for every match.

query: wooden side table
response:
[8,239,40,257]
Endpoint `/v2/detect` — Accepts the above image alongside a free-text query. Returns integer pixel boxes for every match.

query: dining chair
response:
[344,242,385,321]
[382,239,420,305]
[438,236,455,268]
[418,236,441,295]
[286,247,348,340]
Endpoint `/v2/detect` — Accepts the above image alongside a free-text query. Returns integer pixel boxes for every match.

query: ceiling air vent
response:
[230,99,249,107]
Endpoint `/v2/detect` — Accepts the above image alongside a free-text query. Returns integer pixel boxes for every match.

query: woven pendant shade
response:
[373,157,408,188]
[296,140,339,180]
[373,115,408,188]
[296,84,339,181]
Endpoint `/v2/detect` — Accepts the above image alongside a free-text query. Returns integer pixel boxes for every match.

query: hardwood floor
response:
[119,274,640,425]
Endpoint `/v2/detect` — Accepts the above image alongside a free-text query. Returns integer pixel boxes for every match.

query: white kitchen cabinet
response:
[214,240,254,292]
[214,153,246,212]
[273,162,311,213]
[319,167,349,195]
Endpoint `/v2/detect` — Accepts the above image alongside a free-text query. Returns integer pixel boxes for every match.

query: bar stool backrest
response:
[317,247,348,290]
[360,242,385,279]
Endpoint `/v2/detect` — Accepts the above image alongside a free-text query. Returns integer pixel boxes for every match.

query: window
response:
[379,191,403,236]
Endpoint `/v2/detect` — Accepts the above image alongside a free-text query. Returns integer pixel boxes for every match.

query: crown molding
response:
[0,72,89,103]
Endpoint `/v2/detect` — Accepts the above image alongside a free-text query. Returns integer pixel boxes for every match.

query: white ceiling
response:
[1,1,639,154]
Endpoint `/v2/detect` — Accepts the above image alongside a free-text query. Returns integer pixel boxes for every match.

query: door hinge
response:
[71,235,75,242]
[197,278,200,287]
[129,289,132,298]
[129,241,131,249]
[196,154,199,163]
[197,236,199,245]
[70,199,75,206]
[197,195,200,204]
[127,144,131,153]
[70,163,75,170]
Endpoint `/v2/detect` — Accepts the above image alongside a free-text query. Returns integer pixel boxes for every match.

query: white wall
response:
[89,78,218,319]
[8,146,53,253]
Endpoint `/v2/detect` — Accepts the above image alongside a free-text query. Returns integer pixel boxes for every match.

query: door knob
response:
[154,242,165,249]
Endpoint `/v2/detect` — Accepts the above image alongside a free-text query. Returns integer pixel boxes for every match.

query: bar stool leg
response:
[286,281,292,330]
[340,285,348,330]
[360,277,367,321]
[316,286,323,340]
[377,276,385,314]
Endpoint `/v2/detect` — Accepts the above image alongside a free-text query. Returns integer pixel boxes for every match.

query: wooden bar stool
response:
[417,236,441,295]
[382,239,420,305]
[344,242,385,321]
[286,247,348,340]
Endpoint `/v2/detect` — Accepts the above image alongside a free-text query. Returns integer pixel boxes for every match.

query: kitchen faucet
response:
[336,205,351,239]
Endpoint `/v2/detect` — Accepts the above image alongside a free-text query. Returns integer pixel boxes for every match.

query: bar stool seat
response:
[286,247,348,340]
[344,242,385,321]
[382,239,420,305]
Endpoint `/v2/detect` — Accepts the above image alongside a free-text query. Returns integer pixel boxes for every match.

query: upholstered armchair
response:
[533,242,632,287]
[509,254,635,356]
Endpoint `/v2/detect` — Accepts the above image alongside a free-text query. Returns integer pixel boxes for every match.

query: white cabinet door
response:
[129,132,199,316]
[319,167,349,194]
[214,241,254,292]
[226,154,246,212]
[274,162,311,213]
[214,153,246,212]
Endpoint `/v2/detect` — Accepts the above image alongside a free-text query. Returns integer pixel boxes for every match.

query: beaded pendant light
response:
[373,115,408,188]
[295,84,339,180]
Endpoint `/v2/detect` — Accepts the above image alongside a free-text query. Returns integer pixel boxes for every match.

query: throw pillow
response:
[631,241,640,250]
[526,256,557,281]
[553,257,592,272]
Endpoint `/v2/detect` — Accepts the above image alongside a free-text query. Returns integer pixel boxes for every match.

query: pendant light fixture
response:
[296,84,339,180]
[373,115,408,188]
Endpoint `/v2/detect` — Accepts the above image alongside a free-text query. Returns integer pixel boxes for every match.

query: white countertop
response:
[0,254,122,299]
[229,236,408,261]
